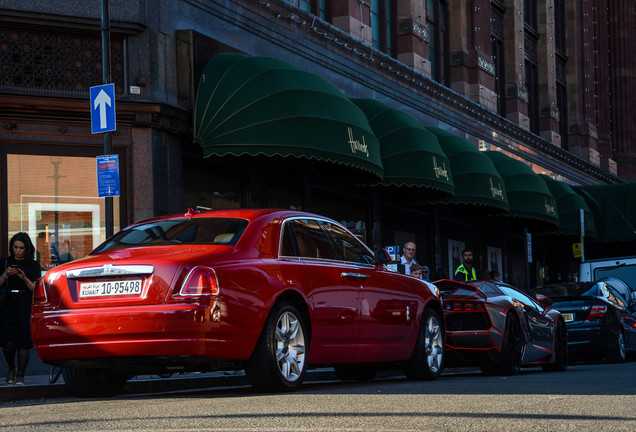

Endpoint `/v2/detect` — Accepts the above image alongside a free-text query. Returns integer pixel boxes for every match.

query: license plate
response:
[80,279,143,298]
[562,313,574,322]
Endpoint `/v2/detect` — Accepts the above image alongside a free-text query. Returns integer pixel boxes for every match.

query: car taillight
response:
[179,267,219,296]
[32,278,48,304]
[444,301,485,312]
[587,304,607,320]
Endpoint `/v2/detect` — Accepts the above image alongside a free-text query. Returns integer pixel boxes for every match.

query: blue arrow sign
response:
[90,83,116,134]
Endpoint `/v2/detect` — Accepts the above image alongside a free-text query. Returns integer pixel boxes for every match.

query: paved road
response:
[1,361,635,431]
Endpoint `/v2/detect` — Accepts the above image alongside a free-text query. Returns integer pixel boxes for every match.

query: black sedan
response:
[532,279,636,363]
[436,279,568,375]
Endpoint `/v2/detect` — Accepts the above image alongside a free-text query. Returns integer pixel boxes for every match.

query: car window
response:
[286,219,337,260]
[499,285,543,313]
[320,221,374,265]
[92,218,248,253]
[602,283,628,309]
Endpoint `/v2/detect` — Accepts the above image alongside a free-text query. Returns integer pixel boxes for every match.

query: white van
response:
[579,256,636,291]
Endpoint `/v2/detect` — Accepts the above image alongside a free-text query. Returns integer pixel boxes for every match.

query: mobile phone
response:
[9,264,18,268]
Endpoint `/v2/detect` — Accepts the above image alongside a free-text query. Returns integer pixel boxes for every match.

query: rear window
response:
[92,218,248,253]
[594,265,636,291]
[534,282,597,298]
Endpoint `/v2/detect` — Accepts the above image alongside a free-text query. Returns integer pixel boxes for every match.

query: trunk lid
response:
[42,245,232,309]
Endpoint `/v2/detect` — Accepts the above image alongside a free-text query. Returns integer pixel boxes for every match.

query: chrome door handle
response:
[341,272,370,279]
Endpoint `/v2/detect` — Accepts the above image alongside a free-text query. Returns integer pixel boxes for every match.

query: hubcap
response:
[275,311,306,382]
[424,315,444,374]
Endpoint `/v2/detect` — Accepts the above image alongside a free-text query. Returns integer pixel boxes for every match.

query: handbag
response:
[0,259,8,307]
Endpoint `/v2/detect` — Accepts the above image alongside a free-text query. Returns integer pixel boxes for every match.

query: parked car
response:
[435,279,568,375]
[31,209,445,397]
[532,279,636,363]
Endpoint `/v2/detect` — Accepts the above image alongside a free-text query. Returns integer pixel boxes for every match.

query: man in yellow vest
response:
[454,248,478,281]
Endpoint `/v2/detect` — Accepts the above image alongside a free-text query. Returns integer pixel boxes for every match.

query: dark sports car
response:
[532,278,636,363]
[436,279,568,375]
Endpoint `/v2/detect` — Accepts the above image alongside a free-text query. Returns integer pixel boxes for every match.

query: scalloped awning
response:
[193,53,383,180]
[352,98,454,199]
[425,128,509,212]
[483,151,559,230]
[539,175,597,238]
[575,183,636,243]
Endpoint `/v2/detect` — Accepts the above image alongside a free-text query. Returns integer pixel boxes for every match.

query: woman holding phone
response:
[0,232,40,385]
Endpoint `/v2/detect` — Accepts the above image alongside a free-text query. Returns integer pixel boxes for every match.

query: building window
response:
[0,27,126,96]
[491,1,506,115]
[371,0,393,56]
[427,0,449,85]
[6,154,121,271]
[287,0,329,21]
[554,0,568,149]
[524,0,539,134]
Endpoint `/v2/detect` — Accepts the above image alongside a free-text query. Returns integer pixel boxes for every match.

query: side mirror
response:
[535,293,554,308]
[374,248,391,265]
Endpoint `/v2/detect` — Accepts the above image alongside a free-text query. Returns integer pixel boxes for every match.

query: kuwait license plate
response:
[562,313,574,322]
[80,279,143,298]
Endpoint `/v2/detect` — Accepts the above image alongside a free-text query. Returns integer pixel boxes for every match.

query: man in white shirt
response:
[400,242,417,275]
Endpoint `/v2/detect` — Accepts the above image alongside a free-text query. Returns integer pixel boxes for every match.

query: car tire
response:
[62,367,129,398]
[403,307,444,380]
[542,319,568,372]
[334,365,377,381]
[607,330,626,363]
[483,312,522,376]
[246,302,308,392]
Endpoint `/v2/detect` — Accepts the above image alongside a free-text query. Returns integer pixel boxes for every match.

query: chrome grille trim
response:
[66,264,155,279]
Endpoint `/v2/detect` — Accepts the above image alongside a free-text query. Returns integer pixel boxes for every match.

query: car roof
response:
[131,208,337,226]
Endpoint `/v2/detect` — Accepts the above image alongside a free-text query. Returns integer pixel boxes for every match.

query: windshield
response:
[534,282,597,298]
[92,218,249,253]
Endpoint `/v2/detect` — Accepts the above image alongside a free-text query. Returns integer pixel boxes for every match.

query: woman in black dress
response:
[0,232,41,385]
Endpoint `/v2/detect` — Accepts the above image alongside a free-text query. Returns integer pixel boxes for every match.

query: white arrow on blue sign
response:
[90,83,116,134]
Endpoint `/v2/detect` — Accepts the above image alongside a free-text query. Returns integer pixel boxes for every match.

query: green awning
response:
[575,183,636,243]
[194,53,383,180]
[539,175,597,238]
[425,128,509,211]
[483,151,559,230]
[352,99,454,198]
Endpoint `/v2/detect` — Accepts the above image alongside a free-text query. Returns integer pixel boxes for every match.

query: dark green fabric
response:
[194,53,383,179]
[425,128,509,211]
[575,183,636,243]
[539,175,597,238]
[484,151,559,229]
[352,99,454,196]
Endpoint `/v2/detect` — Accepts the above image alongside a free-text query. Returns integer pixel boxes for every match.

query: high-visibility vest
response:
[454,264,477,281]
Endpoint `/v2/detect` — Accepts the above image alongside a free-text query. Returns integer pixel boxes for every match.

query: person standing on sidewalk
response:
[0,232,40,385]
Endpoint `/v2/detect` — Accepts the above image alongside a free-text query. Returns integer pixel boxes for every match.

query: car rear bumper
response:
[444,330,503,364]
[565,324,617,353]
[31,303,254,364]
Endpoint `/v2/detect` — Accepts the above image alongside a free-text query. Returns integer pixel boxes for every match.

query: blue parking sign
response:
[90,83,116,134]
[97,155,120,197]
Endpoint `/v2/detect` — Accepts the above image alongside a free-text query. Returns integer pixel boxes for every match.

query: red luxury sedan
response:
[31,209,445,396]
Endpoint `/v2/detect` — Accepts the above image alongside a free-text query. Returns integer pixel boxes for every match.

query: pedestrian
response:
[398,241,418,275]
[1,232,41,385]
[410,263,423,279]
[421,265,431,281]
[490,270,502,282]
[453,248,478,282]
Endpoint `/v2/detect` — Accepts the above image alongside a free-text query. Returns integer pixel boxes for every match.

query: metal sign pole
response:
[101,0,113,239]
